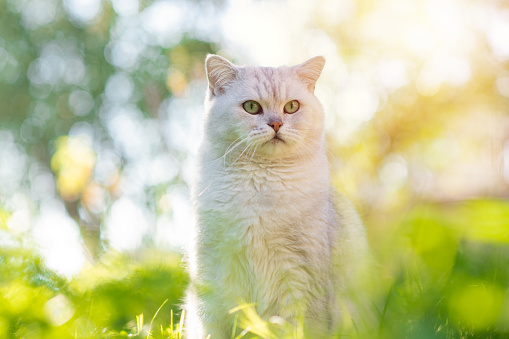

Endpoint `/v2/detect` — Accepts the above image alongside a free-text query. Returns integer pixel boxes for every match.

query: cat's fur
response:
[185,55,369,338]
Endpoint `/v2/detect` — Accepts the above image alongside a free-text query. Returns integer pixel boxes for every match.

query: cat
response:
[185,55,370,338]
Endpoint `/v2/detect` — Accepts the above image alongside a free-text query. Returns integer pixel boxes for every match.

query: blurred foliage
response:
[0,0,218,257]
[0,247,187,338]
[51,136,96,200]
[373,199,509,338]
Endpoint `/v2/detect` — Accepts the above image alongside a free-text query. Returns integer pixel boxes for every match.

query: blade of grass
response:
[178,310,185,338]
[234,327,251,339]
[147,299,168,339]
[371,301,382,319]
[229,303,258,314]
[378,284,393,337]
[170,309,174,335]
[137,314,144,336]
[231,314,239,339]
[232,304,275,338]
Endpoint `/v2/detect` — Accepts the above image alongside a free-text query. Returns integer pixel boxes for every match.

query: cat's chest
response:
[230,163,292,189]
[198,160,330,240]
[222,164,305,214]
[197,160,333,306]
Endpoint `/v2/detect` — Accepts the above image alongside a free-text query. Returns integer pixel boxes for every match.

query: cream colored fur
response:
[185,55,369,338]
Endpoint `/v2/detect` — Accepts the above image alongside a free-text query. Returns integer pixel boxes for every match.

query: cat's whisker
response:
[301,139,325,166]
[228,140,255,168]
[198,136,247,168]
[196,137,249,196]
[198,179,214,197]
[198,155,224,169]
[222,136,251,167]
[198,136,261,196]
[249,143,259,161]
[302,148,329,180]
[299,143,318,164]
[292,139,308,164]
[290,133,330,178]
[292,132,342,163]
[296,146,312,165]
[224,136,243,156]
[301,136,339,162]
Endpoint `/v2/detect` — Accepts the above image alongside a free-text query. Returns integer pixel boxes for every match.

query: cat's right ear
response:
[295,56,326,93]
[205,55,237,96]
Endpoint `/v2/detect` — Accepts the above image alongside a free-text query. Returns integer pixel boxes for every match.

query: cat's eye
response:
[243,101,262,114]
[284,100,300,114]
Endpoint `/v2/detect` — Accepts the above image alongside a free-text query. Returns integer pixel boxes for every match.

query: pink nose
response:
[269,121,283,132]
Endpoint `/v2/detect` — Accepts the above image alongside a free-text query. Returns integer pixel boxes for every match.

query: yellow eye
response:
[284,100,300,114]
[243,100,262,114]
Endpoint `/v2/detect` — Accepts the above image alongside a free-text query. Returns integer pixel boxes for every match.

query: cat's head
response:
[203,55,326,161]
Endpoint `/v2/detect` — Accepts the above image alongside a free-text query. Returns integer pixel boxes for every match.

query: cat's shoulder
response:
[331,190,364,230]
[330,189,369,256]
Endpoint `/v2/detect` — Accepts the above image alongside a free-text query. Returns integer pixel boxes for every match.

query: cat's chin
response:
[263,135,288,151]
[256,137,301,159]
[270,135,285,143]
[255,133,286,148]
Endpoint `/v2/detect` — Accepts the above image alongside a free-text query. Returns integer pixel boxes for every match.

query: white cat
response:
[185,55,370,338]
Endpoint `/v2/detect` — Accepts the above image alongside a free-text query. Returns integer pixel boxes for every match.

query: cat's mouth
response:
[271,135,285,143]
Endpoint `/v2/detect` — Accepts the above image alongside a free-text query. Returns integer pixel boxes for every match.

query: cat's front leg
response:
[200,291,237,339]
[192,307,231,339]
[274,278,308,326]
[201,319,230,339]
[185,288,231,339]
[276,277,334,337]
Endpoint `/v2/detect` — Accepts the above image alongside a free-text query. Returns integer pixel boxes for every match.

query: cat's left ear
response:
[205,54,238,96]
[295,56,325,93]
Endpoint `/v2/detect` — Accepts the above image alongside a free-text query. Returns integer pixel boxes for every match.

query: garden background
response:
[1,0,509,337]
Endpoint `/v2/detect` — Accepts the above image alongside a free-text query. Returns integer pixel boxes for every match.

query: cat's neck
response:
[204,140,326,168]
[225,151,326,169]
[200,141,331,190]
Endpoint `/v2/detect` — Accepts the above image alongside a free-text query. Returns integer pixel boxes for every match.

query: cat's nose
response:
[268,121,283,133]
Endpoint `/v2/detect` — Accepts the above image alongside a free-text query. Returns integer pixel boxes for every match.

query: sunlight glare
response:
[63,0,101,23]
[103,198,151,251]
[31,201,87,277]
[317,0,355,26]
[334,74,379,137]
[6,194,33,235]
[155,190,194,249]
[496,76,509,98]
[0,131,27,195]
[377,59,408,91]
[141,1,188,47]
[20,0,57,30]
[487,10,509,60]
[111,0,139,17]
[220,0,303,65]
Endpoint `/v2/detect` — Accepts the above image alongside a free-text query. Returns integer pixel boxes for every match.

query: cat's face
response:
[204,55,326,161]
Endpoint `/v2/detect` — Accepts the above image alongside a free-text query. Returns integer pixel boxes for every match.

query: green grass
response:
[1,199,509,338]
[121,307,185,339]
